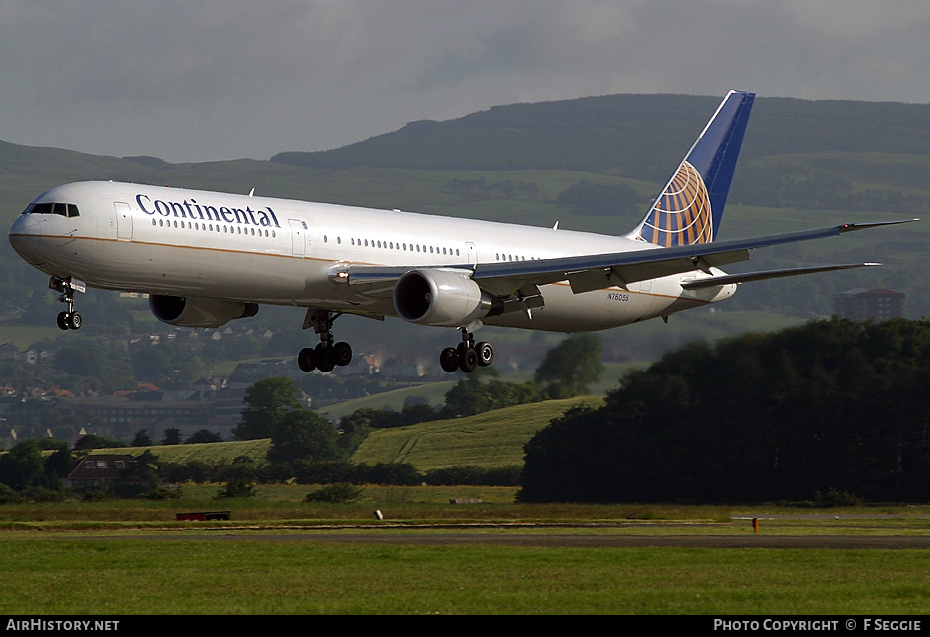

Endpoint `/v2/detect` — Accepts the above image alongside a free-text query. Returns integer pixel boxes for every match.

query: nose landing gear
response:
[50,277,84,331]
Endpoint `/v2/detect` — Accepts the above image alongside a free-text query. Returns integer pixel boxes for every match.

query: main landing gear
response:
[297,309,352,374]
[439,327,493,374]
[50,277,83,331]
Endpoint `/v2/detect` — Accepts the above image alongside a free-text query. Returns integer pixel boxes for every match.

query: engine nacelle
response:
[149,295,259,328]
[393,269,503,327]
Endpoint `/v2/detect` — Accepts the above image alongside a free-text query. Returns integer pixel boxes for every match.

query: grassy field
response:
[3,537,930,614]
[351,396,603,469]
[0,484,929,614]
[86,439,272,466]
[0,489,928,614]
[316,380,458,420]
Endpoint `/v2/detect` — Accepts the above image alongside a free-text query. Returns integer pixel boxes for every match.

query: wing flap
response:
[566,248,751,294]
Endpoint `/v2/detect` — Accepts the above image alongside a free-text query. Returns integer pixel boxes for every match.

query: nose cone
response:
[9,214,44,259]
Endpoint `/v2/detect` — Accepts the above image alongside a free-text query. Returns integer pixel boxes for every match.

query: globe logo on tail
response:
[637,161,713,246]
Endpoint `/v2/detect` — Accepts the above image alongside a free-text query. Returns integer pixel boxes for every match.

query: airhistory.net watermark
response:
[5,619,119,631]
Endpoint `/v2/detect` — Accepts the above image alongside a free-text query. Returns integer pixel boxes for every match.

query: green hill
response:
[351,396,602,470]
[87,439,271,466]
[272,95,930,179]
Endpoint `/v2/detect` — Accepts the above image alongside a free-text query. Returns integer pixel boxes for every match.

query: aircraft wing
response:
[345,219,915,300]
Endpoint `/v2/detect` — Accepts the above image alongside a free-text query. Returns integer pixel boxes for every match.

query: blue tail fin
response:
[629,90,755,246]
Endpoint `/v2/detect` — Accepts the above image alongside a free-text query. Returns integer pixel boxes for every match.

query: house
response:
[65,454,138,487]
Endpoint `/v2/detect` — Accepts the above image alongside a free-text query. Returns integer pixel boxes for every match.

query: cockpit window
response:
[23,203,52,215]
[22,202,80,217]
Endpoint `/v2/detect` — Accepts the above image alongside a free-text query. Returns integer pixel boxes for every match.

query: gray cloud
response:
[2,0,929,162]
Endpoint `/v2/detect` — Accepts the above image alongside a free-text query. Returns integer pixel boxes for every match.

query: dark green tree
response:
[160,428,182,445]
[233,377,304,440]
[304,483,364,503]
[267,410,342,465]
[131,430,153,446]
[114,450,160,497]
[216,479,256,499]
[38,439,72,486]
[184,429,223,444]
[73,434,124,450]
[0,440,46,491]
[534,334,604,398]
[218,456,260,482]
[336,412,373,456]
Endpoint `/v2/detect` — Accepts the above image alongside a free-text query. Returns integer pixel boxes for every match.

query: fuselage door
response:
[114,201,132,240]
[289,219,307,256]
[465,241,477,267]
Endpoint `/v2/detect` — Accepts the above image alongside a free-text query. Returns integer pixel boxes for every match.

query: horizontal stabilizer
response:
[680,263,881,290]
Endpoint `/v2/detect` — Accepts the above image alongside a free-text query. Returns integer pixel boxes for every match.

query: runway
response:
[190,532,930,549]
[76,516,930,549]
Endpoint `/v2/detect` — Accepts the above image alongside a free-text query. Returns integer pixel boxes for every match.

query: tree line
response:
[520,318,930,504]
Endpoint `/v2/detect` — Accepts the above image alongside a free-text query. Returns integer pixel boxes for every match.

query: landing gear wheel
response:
[333,341,353,367]
[298,347,316,372]
[299,309,351,374]
[315,343,336,373]
[475,341,493,367]
[457,345,478,373]
[56,311,82,331]
[440,347,459,373]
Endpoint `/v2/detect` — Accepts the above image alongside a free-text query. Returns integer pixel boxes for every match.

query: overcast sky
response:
[2,1,929,163]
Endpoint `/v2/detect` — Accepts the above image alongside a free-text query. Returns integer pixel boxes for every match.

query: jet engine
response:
[149,294,259,328]
[393,269,503,327]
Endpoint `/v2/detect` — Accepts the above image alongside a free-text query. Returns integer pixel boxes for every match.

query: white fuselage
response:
[8,181,735,332]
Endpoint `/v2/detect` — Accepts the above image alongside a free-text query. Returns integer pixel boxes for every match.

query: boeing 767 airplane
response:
[8,91,913,373]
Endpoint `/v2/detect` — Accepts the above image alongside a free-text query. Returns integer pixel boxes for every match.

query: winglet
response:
[630,90,755,247]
